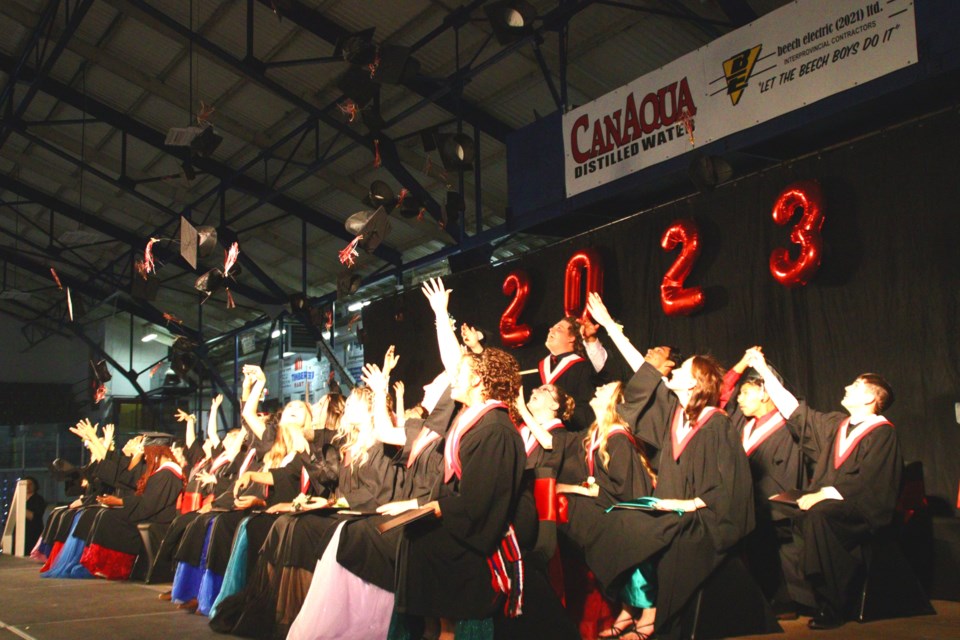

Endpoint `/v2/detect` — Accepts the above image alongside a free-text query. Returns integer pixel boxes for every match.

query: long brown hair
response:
[685,355,725,424]
[136,445,178,495]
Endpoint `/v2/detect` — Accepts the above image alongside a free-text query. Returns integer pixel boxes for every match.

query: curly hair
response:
[467,347,522,425]
[136,445,180,495]
[685,355,725,424]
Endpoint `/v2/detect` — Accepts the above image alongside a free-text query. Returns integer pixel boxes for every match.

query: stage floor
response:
[1,554,958,639]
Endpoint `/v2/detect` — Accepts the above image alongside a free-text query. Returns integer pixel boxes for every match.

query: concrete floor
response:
[2,553,958,639]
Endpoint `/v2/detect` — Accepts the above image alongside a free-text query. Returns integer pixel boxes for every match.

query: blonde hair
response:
[264,401,311,469]
[337,386,379,467]
[583,382,656,483]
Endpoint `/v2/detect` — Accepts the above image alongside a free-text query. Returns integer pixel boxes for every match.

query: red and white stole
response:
[519,418,564,456]
[833,415,892,469]
[742,409,787,457]
[406,426,441,468]
[208,452,232,475]
[586,425,636,477]
[237,448,257,477]
[671,406,723,461]
[300,466,310,494]
[539,353,585,384]
[443,400,508,482]
[152,460,184,480]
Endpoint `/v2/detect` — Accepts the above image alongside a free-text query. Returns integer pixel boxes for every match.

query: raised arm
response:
[363,360,406,446]
[206,394,224,449]
[175,408,197,450]
[421,277,462,382]
[586,292,644,372]
[515,388,554,450]
[241,364,267,440]
[749,350,799,419]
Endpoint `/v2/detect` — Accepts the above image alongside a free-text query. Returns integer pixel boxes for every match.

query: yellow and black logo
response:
[722,45,762,106]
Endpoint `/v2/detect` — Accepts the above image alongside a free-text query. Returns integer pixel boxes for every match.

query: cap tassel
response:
[339,235,363,267]
[225,288,236,309]
[50,267,63,290]
[395,188,410,208]
[367,48,381,79]
[149,362,164,378]
[338,99,359,123]
[373,139,382,168]
[162,312,184,325]
[94,384,107,404]
[223,241,240,277]
[416,207,426,222]
[143,238,159,275]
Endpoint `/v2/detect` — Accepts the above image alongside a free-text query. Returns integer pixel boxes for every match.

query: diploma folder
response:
[768,489,807,506]
[377,506,436,534]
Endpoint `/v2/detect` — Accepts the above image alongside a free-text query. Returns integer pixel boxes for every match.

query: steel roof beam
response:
[0,52,404,266]
[254,0,514,143]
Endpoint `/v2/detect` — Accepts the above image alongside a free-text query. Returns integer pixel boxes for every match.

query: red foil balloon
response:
[500,269,533,349]
[769,180,824,287]
[563,248,604,321]
[660,218,705,316]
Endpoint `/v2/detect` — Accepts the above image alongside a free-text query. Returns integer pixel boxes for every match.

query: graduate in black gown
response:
[539,316,602,432]
[585,292,755,639]
[723,348,814,616]
[390,277,528,640]
[80,433,183,580]
[749,351,902,630]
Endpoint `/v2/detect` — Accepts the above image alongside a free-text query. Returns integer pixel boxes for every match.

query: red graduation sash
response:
[539,353,585,384]
[833,415,892,469]
[671,406,723,461]
[152,460,184,481]
[519,418,563,456]
[406,426,441,468]
[444,400,508,482]
[586,425,636,477]
[742,409,787,457]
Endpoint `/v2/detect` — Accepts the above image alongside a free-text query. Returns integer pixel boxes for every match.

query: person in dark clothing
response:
[22,476,46,553]
[750,350,902,630]
[539,316,601,432]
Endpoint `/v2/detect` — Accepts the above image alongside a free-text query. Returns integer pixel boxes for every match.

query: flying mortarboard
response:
[344,205,391,253]
[180,217,219,270]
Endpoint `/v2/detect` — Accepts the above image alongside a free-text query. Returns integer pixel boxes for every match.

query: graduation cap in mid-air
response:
[140,432,176,448]
[179,217,219,270]
[344,206,391,253]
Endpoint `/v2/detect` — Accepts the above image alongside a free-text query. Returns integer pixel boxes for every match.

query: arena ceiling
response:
[0,0,791,349]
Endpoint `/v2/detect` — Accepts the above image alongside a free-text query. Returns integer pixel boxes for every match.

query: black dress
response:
[785,402,902,611]
[592,362,755,627]
[396,403,526,619]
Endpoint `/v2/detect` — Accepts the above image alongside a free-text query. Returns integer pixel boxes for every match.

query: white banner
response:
[281,356,330,400]
[562,0,917,197]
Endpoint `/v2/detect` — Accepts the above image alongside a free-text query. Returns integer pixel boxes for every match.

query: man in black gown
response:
[751,352,901,630]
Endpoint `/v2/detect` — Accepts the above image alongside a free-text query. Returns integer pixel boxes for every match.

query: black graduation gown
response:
[25,493,47,551]
[307,429,340,498]
[560,430,654,575]
[397,406,526,619]
[336,389,456,591]
[785,402,902,609]
[593,362,754,626]
[87,467,183,555]
[542,354,600,433]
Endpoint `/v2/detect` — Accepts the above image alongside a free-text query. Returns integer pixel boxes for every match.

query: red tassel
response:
[149,362,163,378]
[338,99,359,123]
[143,238,159,275]
[338,235,363,267]
[223,242,240,277]
[225,288,236,309]
[50,267,63,290]
[94,384,107,404]
[373,139,381,168]
[367,48,381,79]
[416,207,426,222]
[162,312,184,325]
[396,188,410,208]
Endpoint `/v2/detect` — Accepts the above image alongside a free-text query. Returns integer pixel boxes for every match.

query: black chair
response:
[856,461,936,623]
[132,522,171,583]
[674,554,782,640]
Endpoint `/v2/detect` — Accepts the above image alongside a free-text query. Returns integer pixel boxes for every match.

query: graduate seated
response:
[750,351,901,630]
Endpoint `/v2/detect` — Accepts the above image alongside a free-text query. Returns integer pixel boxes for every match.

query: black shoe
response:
[807,608,844,630]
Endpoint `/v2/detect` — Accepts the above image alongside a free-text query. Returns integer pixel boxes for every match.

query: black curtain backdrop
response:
[363,110,960,510]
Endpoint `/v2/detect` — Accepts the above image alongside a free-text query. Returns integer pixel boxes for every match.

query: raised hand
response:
[421,277,451,316]
[102,423,115,446]
[175,408,196,424]
[361,363,388,395]
[585,291,616,329]
[211,393,224,409]
[382,345,400,378]
[393,380,405,398]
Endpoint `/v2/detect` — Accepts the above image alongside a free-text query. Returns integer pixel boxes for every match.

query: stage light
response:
[484,1,537,45]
